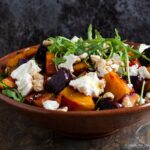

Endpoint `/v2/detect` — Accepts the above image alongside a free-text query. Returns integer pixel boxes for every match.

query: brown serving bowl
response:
[0,44,150,138]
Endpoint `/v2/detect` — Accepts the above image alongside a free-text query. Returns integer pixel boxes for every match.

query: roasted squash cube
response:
[57,86,95,111]
[46,52,56,75]
[104,72,131,101]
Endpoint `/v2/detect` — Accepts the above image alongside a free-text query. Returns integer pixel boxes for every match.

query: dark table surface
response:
[0,101,150,150]
[1,0,150,149]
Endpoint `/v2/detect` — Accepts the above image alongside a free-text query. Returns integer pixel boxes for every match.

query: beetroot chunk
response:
[46,69,72,94]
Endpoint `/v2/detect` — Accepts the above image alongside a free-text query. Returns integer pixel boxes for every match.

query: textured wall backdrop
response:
[0,0,150,56]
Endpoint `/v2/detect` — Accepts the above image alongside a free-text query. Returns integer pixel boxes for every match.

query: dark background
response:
[0,0,150,56]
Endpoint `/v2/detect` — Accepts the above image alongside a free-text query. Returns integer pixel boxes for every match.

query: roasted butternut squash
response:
[25,92,55,107]
[0,77,16,90]
[57,86,95,111]
[73,62,88,75]
[147,67,150,73]
[7,45,39,69]
[145,80,150,92]
[104,71,131,101]
[46,52,56,75]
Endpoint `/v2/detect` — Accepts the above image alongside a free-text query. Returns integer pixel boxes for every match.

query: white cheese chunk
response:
[122,97,133,107]
[111,64,119,72]
[11,60,41,80]
[69,72,106,97]
[127,84,133,89]
[32,73,44,92]
[138,66,150,79]
[146,92,150,99]
[129,64,139,76]
[79,53,88,59]
[58,54,80,72]
[138,98,146,105]
[91,55,110,77]
[15,73,33,96]
[71,36,79,43]
[43,100,59,110]
[57,106,68,112]
[91,54,124,77]
[103,92,114,100]
[11,60,43,96]
[139,44,150,53]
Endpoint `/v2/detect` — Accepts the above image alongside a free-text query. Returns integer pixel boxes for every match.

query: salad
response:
[1,25,150,112]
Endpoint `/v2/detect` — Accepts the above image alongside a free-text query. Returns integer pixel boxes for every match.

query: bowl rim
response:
[1,93,150,117]
[1,44,150,117]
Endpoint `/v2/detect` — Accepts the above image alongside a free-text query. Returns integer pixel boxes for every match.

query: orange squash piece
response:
[25,92,55,107]
[104,71,131,102]
[145,80,150,92]
[0,77,16,90]
[57,86,95,111]
[147,67,150,73]
[46,52,56,75]
[7,45,39,69]
[73,62,88,75]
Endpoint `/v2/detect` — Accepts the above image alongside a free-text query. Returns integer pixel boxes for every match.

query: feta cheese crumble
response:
[91,54,122,77]
[138,66,150,79]
[11,60,41,80]
[43,100,60,110]
[127,83,133,89]
[11,60,43,96]
[58,54,80,72]
[57,106,68,112]
[32,73,44,92]
[129,65,150,79]
[15,73,33,97]
[69,72,106,97]
[139,44,150,53]
[103,92,114,100]
[122,97,133,107]
[79,53,88,59]
[71,36,79,43]
[129,64,139,76]
[146,92,150,99]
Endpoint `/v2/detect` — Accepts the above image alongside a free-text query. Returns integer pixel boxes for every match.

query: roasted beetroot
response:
[130,75,144,94]
[96,98,122,110]
[18,58,28,66]
[46,69,72,94]
[35,44,48,71]
[139,48,150,66]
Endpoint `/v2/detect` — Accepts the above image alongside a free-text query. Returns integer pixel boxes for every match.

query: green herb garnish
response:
[124,47,131,85]
[139,80,146,104]
[0,80,24,103]
[46,25,150,66]
[2,88,24,102]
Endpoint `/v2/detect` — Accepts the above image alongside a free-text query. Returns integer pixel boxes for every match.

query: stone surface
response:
[1,0,150,149]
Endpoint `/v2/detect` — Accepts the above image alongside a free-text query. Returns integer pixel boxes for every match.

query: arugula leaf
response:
[46,25,150,67]
[88,24,93,40]
[0,81,8,88]
[2,88,24,102]
[139,80,146,104]
[115,28,121,41]
[53,57,65,66]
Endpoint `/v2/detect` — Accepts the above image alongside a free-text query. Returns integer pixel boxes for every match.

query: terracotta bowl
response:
[0,44,150,138]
